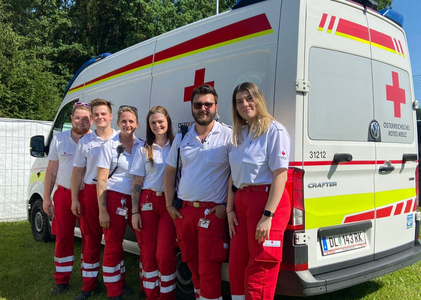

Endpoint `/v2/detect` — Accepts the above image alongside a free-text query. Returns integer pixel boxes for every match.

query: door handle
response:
[379,165,395,172]
[333,153,353,163]
[402,153,417,162]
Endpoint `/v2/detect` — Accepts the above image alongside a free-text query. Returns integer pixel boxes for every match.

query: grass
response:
[1,221,421,300]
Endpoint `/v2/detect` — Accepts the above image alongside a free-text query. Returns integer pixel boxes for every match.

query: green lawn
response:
[1,221,421,300]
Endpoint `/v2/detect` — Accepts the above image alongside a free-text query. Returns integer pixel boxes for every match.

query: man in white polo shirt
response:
[43,102,92,296]
[71,99,118,300]
[164,84,232,300]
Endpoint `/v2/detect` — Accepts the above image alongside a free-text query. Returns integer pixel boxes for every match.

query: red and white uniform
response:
[228,121,291,300]
[166,122,232,300]
[48,130,78,285]
[97,135,141,298]
[73,129,118,292]
[130,141,176,300]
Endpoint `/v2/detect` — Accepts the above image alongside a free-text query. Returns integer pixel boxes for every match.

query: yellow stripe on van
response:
[29,172,46,184]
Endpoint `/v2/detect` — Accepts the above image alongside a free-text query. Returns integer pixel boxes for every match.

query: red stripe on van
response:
[404,199,413,213]
[318,13,328,30]
[377,206,393,218]
[289,160,404,167]
[336,18,369,41]
[413,198,418,211]
[69,14,272,93]
[154,13,272,62]
[370,28,395,51]
[327,16,336,32]
[394,202,403,215]
[398,39,405,55]
[344,210,374,223]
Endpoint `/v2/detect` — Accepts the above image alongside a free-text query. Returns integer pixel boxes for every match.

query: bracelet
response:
[166,205,174,208]
[226,210,234,215]
[132,212,139,215]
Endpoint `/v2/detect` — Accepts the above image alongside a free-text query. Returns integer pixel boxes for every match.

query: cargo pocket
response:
[203,233,229,263]
[254,231,284,263]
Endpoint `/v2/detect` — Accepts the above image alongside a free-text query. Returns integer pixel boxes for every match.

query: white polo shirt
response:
[229,121,290,189]
[48,130,77,189]
[166,121,233,203]
[130,141,171,193]
[97,134,142,195]
[73,129,118,184]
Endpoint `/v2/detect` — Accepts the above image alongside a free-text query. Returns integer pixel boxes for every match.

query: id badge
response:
[116,207,128,219]
[141,202,153,211]
[198,218,210,229]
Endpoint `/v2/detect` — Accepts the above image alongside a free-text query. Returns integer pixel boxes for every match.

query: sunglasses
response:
[73,102,90,108]
[192,102,215,109]
[119,105,138,111]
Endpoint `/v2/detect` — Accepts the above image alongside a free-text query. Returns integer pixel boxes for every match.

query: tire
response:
[175,250,196,300]
[30,198,53,242]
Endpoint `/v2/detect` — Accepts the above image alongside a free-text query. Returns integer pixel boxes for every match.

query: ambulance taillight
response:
[415,165,420,207]
[287,168,305,230]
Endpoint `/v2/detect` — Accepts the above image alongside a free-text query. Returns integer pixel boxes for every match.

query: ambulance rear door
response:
[366,12,418,257]
[303,0,377,273]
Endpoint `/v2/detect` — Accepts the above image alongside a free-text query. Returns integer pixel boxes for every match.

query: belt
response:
[142,189,164,197]
[184,201,220,208]
[239,185,271,193]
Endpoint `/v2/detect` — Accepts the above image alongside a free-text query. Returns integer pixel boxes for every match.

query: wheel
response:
[30,198,53,242]
[175,250,196,300]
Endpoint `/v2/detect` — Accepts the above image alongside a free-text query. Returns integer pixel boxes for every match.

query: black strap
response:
[174,125,188,188]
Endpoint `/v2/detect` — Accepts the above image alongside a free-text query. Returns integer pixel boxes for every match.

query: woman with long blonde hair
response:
[227,82,291,300]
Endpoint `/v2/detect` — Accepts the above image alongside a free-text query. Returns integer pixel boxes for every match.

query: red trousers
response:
[136,190,177,300]
[102,190,132,297]
[229,185,290,300]
[79,184,102,292]
[174,201,228,300]
[52,185,77,285]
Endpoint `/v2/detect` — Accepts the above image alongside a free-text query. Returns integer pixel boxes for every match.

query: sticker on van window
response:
[407,214,414,229]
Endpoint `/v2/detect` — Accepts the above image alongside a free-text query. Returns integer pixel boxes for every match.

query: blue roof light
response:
[378,8,404,27]
[233,0,266,10]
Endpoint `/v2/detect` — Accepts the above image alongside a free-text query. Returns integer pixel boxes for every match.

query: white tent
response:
[0,118,52,222]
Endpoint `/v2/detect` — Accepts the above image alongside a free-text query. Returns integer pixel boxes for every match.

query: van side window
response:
[308,48,373,141]
[48,100,78,145]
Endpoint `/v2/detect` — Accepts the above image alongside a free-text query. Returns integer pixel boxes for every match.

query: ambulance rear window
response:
[308,47,373,142]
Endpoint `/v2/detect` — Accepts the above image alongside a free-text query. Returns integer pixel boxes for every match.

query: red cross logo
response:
[282,151,286,156]
[184,68,214,102]
[386,71,406,118]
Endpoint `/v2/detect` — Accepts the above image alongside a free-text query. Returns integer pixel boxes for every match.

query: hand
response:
[227,211,238,238]
[43,197,54,216]
[99,211,111,230]
[71,200,81,217]
[167,206,183,220]
[255,216,272,244]
[132,213,142,232]
[208,204,226,219]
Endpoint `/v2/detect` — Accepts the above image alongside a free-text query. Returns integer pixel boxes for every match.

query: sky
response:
[391,0,421,75]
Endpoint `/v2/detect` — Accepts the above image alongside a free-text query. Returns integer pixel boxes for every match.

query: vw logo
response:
[370,121,380,139]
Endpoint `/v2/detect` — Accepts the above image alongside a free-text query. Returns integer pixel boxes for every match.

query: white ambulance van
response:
[28,0,421,296]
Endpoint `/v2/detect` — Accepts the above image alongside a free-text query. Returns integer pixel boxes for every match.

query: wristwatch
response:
[263,210,274,217]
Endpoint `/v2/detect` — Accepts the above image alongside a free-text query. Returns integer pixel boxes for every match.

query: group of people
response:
[43,82,291,300]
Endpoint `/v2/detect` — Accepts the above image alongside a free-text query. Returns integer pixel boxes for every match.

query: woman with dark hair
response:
[227,82,291,300]
[130,106,176,300]
[97,105,141,300]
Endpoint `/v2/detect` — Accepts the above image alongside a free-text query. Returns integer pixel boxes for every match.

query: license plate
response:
[321,230,366,256]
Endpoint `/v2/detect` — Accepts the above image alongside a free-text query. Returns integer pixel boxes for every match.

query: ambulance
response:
[28,0,421,296]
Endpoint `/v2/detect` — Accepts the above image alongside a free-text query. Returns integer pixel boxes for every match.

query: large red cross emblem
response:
[184,68,214,102]
[386,71,406,118]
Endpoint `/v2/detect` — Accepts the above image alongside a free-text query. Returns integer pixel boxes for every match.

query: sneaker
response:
[51,284,69,295]
[74,291,92,300]
[122,285,134,295]
[109,295,123,300]
[139,290,147,299]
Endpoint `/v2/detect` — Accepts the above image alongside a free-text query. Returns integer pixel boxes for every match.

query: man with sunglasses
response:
[164,84,232,300]
[71,99,119,300]
[43,102,92,296]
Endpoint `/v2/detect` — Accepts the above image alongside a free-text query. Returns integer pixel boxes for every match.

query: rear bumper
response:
[276,241,421,296]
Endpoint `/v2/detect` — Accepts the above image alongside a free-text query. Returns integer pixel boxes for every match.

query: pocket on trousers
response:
[204,233,229,263]
[254,231,283,263]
